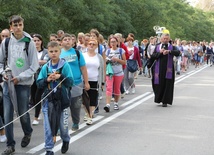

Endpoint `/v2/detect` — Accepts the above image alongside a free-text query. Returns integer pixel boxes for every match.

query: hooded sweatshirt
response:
[0,31,39,85]
[37,58,73,110]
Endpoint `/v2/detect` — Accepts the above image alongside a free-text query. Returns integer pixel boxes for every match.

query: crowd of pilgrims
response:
[0,28,214,143]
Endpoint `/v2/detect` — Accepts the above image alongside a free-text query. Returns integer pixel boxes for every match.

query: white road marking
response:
[175,65,208,84]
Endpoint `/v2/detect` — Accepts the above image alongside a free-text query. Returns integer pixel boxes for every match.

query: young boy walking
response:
[37,41,73,155]
[0,15,39,155]
[60,33,90,131]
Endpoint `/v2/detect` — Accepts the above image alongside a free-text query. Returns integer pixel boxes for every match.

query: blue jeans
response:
[3,82,32,147]
[200,55,204,63]
[42,100,70,150]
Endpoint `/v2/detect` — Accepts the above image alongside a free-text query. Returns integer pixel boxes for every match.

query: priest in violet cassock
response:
[150,33,181,107]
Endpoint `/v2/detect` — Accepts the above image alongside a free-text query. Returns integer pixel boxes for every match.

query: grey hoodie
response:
[0,31,39,85]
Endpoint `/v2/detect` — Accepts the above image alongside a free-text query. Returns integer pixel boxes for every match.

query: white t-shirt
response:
[149,44,155,56]
[106,48,125,76]
[127,47,134,59]
[37,51,43,60]
[82,53,99,81]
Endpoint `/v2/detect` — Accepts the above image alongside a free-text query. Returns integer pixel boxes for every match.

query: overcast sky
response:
[186,0,198,6]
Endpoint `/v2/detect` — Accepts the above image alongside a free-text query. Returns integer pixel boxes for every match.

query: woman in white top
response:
[82,39,104,125]
[31,34,49,125]
[89,29,106,114]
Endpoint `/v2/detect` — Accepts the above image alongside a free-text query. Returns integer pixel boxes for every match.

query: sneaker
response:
[125,90,129,95]
[38,114,43,120]
[61,141,69,154]
[32,120,39,125]
[86,118,92,125]
[0,135,7,143]
[2,146,15,155]
[72,124,79,131]
[114,104,119,110]
[94,107,99,114]
[131,88,135,94]
[84,114,88,121]
[45,151,54,155]
[99,96,103,100]
[104,104,110,112]
[111,97,115,102]
[121,93,125,99]
[21,134,31,147]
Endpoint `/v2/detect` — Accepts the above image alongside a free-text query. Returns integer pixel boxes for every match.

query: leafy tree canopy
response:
[0,0,214,43]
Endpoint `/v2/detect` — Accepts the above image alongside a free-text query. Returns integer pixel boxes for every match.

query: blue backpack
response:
[98,44,103,55]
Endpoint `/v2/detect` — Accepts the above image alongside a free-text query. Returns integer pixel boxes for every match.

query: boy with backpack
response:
[0,15,39,155]
[37,41,73,155]
[60,33,90,131]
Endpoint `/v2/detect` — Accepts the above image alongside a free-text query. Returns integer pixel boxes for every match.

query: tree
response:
[1,0,214,42]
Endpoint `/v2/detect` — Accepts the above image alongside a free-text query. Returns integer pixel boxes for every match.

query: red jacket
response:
[132,46,142,68]
[120,43,129,69]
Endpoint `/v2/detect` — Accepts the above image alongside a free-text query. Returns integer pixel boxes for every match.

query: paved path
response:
[0,64,213,155]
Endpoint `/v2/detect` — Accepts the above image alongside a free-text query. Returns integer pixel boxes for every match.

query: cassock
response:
[151,43,180,105]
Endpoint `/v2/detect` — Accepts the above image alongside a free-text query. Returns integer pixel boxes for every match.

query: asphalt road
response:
[0,64,214,155]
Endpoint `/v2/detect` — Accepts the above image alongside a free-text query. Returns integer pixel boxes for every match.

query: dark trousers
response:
[0,85,4,127]
[30,81,44,118]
